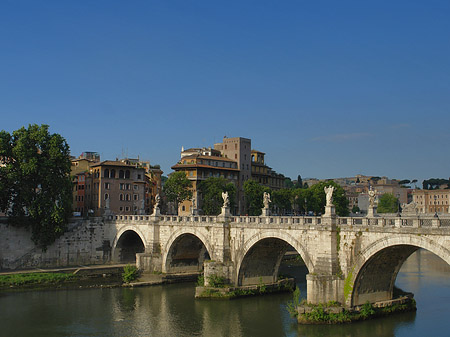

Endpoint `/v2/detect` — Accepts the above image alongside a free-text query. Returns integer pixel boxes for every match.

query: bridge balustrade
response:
[440,219,450,227]
[402,219,413,227]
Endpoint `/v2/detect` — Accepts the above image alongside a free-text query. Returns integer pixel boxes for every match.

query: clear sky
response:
[1,1,449,183]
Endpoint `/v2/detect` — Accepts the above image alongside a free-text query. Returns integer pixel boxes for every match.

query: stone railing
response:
[337,215,450,228]
[112,213,450,229]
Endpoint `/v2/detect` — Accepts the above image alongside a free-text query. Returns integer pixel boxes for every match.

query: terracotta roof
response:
[171,163,240,171]
[90,160,144,168]
[179,154,237,163]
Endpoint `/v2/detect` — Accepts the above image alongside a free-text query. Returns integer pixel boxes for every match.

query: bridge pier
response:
[306,274,343,304]
[305,213,345,304]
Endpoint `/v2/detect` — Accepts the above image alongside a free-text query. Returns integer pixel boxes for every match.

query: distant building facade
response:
[171,148,239,215]
[70,153,162,217]
[171,136,287,215]
[412,189,450,214]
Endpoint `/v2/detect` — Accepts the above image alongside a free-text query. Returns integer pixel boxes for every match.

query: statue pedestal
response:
[152,207,161,217]
[220,206,230,217]
[324,205,335,217]
[367,206,377,217]
[261,207,270,217]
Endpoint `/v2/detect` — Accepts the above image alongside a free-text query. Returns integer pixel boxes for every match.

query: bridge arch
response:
[112,226,147,263]
[162,229,212,274]
[236,231,313,286]
[348,234,450,307]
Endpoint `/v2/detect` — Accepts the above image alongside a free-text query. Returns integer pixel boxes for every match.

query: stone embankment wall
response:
[0,217,110,270]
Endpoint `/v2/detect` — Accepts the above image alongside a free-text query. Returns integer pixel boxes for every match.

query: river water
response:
[1,249,449,337]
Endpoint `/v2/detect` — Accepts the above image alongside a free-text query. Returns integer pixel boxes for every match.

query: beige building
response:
[412,189,450,214]
[251,150,285,190]
[171,149,239,215]
[214,137,252,214]
[89,161,147,216]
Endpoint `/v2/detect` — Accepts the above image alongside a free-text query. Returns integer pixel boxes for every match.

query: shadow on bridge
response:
[114,230,145,263]
[237,238,309,289]
[165,234,210,273]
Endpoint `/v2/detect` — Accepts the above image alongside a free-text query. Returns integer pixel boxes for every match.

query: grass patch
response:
[297,299,416,324]
[0,272,78,287]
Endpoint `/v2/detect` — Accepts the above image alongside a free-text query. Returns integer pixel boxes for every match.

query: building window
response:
[104,193,109,200]
[137,174,142,180]
[119,207,123,211]
[125,206,130,212]
[125,170,130,179]
[120,193,124,201]
[134,194,139,201]
[110,169,115,178]
[105,182,110,190]
[126,194,130,201]
[119,183,124,190]
[126,183,131,190]
[182,205,186,211]
[119,170,124,179]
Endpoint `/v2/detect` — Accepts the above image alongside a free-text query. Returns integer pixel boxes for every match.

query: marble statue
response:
[324,186,334,206]
[263,192,271,209]
[222,191,229,207]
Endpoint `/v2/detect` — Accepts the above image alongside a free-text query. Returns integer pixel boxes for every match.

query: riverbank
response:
[0,265,201,293]
[0,265,127,292]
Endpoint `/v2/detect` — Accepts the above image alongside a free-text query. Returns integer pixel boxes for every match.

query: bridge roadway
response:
[109,209,450,308]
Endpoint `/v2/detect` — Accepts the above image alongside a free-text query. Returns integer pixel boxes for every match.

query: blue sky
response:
[1,1,449,183]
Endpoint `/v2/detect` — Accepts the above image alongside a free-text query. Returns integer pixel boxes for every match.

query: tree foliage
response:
[162,171,192,211]
[423,178,449,190]
[307,181,349,216]
[243,180,270,216]
[377,193,399,213]
[0,124,73,250]
[243,180,349,216]
[295,175,303,189]
[272,188,293,215]
[198,177,236,215]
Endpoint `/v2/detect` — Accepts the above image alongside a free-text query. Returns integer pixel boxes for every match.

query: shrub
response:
[286,287,301,317]
[360,301,375,319]
[197,275,205,286]
[122,265,140,283]
[207,274,226,288]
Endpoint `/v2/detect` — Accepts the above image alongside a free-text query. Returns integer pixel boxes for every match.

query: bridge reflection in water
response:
[2,249,449,336]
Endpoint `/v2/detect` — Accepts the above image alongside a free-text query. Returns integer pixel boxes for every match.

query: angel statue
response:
[324,186,334,206]
[222,191,229,207]
[263,192,271,209]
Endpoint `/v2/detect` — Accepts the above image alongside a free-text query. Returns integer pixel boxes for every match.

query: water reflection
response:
[0,249,449,337]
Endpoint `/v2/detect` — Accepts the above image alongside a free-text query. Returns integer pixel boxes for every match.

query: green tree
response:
[272,189,293,215]
[0,124,73,250]
[308,181,349,216]
[295,175,303,189]
[377,193,399,213]
[198,177,236,215]
[243,180,270,216]
[292,188,309,214]
[163,171,192,213]
[352,205,360,214]
[284,178,294,189]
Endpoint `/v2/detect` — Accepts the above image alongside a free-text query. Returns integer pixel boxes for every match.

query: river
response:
[1,249,449,337]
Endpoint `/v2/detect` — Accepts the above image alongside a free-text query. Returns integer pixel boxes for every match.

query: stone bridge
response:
[108,210,450,308]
